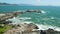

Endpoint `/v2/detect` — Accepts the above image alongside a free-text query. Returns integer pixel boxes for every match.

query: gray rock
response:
[4,23,39,34]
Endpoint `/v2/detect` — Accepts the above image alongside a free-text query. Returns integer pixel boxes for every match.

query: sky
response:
[0,0,60,6]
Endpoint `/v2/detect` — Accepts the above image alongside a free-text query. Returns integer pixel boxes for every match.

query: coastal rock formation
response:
[4,23,39,34]
[0,10,45,24]
[45,28,60,34]
[40,28,60,34]
[4,23,60,34]
[26,10,46,13]
[0,12,23,24]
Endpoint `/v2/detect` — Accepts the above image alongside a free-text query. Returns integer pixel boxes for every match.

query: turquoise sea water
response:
[0,6,60,31]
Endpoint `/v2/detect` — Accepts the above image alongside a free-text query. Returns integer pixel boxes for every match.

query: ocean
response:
[0,6,60,31]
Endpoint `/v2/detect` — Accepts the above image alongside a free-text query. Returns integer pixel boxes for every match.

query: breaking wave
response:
[7,17,60,31]
[36,24,60,31]
[6,10,60,31]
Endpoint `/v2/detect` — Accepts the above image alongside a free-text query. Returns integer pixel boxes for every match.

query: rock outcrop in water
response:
[26,10,46,13]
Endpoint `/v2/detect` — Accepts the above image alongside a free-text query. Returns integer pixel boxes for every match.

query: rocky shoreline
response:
[0,12,24,24]
[0,10,60,34]
[4,23,60,34]
[0,10,45,24]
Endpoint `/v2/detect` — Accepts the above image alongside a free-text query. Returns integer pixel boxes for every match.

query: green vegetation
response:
[0,25,12,34]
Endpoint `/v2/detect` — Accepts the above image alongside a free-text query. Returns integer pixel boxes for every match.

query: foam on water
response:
[21,21,34,24]
[36,24,60,31]
[7,11,60,31]
[41,10,46,13]
[7,17,60,31]
[19,17,31,20]
[7,17,32,24]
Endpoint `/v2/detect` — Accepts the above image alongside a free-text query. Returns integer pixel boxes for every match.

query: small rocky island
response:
[0,10,60,34]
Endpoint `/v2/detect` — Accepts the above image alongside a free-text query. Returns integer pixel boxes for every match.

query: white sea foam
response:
[41,10,46,13]
[21,21,33,24]
[7,17,60,31]
[36,24,60,31]
[19,21,60,31]
[37,10,47,14]
[19,17,31,20]
[7,17,32,24]
[50,17,55,20]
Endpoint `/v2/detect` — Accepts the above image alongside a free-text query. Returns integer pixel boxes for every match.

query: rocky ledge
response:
[4,23,39,34]
[3,23,60,34]
[0,12,23,24]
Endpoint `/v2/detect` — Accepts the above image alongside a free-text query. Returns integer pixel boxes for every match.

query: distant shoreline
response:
[0,5,18,6]
[0,3,18,6]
